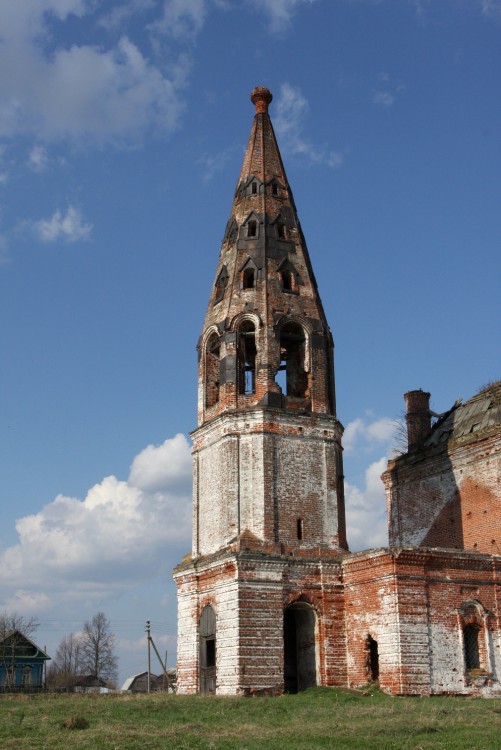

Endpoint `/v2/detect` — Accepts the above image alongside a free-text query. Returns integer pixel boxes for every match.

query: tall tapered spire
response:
[197,86,337,427]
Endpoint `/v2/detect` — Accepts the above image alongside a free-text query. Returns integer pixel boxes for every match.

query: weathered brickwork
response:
[174,88,501,698]
[192,409,345,556]
[384,383,501,554]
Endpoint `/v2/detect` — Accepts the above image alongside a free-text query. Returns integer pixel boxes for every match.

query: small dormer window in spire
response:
[214,265,228,304]
[247,220,257,238]
[272,183,279,196]
[280,269,294,292]
[242,267,255,289]
[251,182,258,195]
[278,222,287,240]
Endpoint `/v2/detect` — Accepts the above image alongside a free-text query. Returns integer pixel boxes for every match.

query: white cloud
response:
[0,4,185,145]
[250,0,317,33]
[345,457,388,551]
[149,0,208,39]
[129,434,192,492]
[0,434,192,611]
[28,145,49,173]
[343,416,397,454]
[3,591,51,617]
[274,83,343,168]
[372,90,395,107]
[99,0,156,30]
[34,205,93,243]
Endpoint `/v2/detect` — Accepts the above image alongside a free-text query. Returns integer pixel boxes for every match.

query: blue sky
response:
[0,0,499,686]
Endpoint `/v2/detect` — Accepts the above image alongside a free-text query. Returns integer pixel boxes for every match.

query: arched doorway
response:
[199,605,216,694]
[283,601,317,693]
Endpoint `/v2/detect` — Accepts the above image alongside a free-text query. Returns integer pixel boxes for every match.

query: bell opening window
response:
[277,322,308,399]
[242,267,255,289]
[464,624,480,670]
[247,220,257,238]
[205,333,220,408]
[238,321,257,396]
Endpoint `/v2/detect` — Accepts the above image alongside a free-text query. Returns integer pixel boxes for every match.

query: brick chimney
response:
[404,389,431,450]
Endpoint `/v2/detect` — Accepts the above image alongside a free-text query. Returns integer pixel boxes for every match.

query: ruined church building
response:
[173,87,501,696]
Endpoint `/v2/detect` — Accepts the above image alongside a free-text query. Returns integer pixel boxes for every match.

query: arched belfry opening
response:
[205,332,220,408]
[276,322,309,401]
[199,605,216,694]
[238,320,257,396]
[283,601,317,693]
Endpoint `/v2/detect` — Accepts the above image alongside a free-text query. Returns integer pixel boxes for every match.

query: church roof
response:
[425,380,501,448]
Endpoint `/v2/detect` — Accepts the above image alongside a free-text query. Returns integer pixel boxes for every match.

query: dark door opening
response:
[368,635,379,681]
[200,605,216,694]
[283,602,317,693]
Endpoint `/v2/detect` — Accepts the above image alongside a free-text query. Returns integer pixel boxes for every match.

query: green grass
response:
[1,687,500,750]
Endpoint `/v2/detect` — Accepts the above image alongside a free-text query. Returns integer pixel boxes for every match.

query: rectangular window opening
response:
[297,518,303,540]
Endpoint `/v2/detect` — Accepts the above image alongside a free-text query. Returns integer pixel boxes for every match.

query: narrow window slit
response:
[297,518,303,540]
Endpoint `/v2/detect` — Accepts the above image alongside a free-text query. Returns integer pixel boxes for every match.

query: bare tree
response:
[46,633,82,691]
[0,612,40,689]
[80,612,118,684]
[0,612,39,641]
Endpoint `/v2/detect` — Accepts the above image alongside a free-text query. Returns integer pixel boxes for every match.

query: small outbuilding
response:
[122,670,176,692]
[73,674,110,693]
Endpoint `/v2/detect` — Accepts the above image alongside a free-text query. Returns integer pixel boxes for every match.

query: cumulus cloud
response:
[0,433,192,611]
[343,416,398,454]
[0,3,185,145]
[345,457,388,551]
[250,0,317,33]
[34,205,93,243]
[274,83,343,168]
[129,433,192,492]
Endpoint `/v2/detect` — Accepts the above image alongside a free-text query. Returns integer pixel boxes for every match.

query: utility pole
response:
[145,620,151,694]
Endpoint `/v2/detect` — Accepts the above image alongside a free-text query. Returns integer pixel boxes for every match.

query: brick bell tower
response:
[174,87,348,695]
